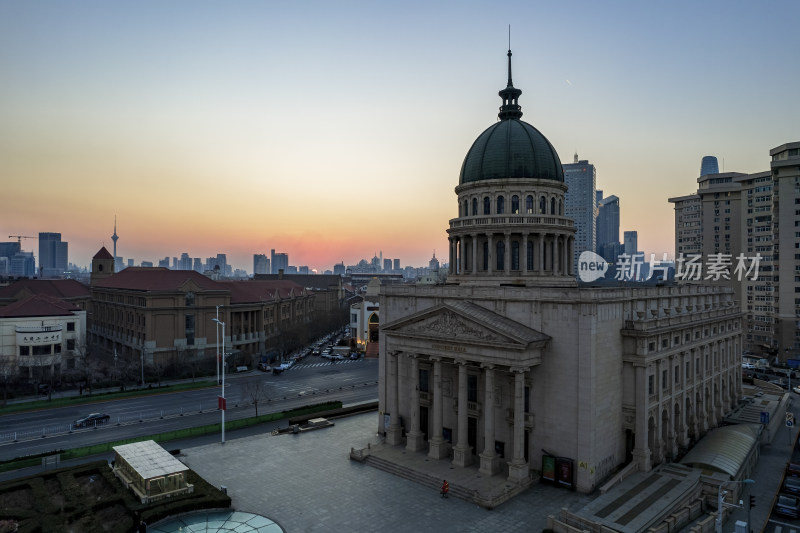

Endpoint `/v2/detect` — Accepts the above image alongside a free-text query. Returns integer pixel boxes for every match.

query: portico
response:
[380,300,548,484]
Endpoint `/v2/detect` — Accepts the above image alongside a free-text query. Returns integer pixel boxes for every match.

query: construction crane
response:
[8,235,35,244]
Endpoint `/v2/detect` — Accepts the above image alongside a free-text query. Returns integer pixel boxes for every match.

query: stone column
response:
[653,359,663,464]
[452,361,473,467]
[479,364,500,475]
[538,233,545,272]
[428,357,450,459]
[507,368,529,482]
[472,234,479,276]
[386,351,404,445]
[458,237,467,275]
[487,234,494,275]
[406,355,426,452]
[553,235,560,275]
[632,363,652,472]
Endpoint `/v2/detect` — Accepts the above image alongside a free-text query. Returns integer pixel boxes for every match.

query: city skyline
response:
[2,2,799,273]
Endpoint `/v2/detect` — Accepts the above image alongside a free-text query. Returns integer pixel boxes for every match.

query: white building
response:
[0,294,87,381]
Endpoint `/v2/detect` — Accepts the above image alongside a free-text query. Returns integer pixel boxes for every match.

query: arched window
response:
[463,200,468,217]
[497,195,505,214]
[472,198,478,216]
[511,241,520,270]
[526,195,534,214]
[511,195,519,214]
[540,196,546,213]
[550,197,556,214]
[482,242,489,270]
[559,199,563,215]
[483,197,490,215]
[496,241,505,270]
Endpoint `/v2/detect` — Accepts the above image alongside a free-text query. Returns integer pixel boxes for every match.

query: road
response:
[0,357,378,461]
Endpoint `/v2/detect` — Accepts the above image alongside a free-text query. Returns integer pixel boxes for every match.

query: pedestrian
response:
[440,479,449,498]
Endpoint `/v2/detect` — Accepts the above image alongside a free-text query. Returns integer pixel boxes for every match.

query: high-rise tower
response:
[700,156,719,177]
[111,216,119,272]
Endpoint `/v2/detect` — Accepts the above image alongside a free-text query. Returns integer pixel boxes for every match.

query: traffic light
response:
[750,495,756,509]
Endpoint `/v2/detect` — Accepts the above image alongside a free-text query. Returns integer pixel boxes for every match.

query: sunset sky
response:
[2,1,799,273]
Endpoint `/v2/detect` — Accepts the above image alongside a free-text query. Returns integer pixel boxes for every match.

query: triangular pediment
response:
[180,279,203,293]
[382,301,549,348]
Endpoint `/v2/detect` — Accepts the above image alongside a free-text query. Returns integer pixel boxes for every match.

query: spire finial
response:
[507,25,513,88]
[498,34,523,121]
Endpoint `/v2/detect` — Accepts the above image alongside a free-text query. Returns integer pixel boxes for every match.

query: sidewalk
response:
[723,394,798,532]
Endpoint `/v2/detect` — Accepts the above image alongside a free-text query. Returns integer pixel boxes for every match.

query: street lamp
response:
[215,306,223,385]
[716,478,754,533]
[212,318,226,444]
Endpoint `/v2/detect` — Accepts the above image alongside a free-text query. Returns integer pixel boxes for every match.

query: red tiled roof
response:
[94,247,113,260]
[93,267,225,291]
[0,279,90,300]
[0,293,82,318]
[217,280,306,304]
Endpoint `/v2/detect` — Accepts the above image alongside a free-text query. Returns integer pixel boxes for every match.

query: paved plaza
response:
[179,411,593,533]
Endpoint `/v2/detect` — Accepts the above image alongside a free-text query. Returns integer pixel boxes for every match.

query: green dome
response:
[458,49,564,185]
[459,119,564,184]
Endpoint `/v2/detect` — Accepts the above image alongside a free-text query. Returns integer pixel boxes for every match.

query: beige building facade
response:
[376,50,742,498]
[669,142,800,357]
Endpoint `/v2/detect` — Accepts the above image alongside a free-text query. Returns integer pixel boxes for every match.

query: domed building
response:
[447,50,575,286]
[370,50,744,508]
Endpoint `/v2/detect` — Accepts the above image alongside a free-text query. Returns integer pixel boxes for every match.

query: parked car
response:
[74,413,110,428]
[787,462,800,477]
[784,476,800,495]
[775,494,800,519]
[330,354,344,361]
[257,362,271,372]
[350,352,360,360]
[793,385,800,394]
[741,362,756,369]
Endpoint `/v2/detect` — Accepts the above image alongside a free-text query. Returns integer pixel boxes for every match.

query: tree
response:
[0,354,15,407]
[242,380,268,417]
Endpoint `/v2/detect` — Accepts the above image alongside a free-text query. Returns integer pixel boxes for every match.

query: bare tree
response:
[0,354,15,407]
[242,380,268,417]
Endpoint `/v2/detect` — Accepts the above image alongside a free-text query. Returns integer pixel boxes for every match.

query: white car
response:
[741,362,756,369]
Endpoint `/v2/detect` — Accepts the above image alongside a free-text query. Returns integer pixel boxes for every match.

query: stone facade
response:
[378,283,741,493]
[375,49,742,497]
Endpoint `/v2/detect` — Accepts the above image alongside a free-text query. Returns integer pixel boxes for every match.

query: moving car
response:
[74,413,110,428]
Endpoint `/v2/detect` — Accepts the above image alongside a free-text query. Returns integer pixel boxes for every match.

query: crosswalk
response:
[286,359,363,371]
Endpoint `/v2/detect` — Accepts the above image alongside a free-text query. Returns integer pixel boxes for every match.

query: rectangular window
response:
[19,346,30,356]
[467,374,478,402]
[185,314,195,346]
[662,370,668,388]
[67,322,75,332]
[67,339,75,350]
[524,386,530,413]
[648,375,654,395]
[419,368,429,393]
[674,365,680,384]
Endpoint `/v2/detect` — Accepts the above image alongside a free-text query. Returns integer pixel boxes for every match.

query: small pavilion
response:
[111,440,193,503]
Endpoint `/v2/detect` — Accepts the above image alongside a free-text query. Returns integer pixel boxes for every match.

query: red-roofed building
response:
[0,279,91,311]
[0,293,87,383]
[89,253,315,370]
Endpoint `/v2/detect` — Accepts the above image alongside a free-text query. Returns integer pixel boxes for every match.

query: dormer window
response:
[185,292,195,306]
